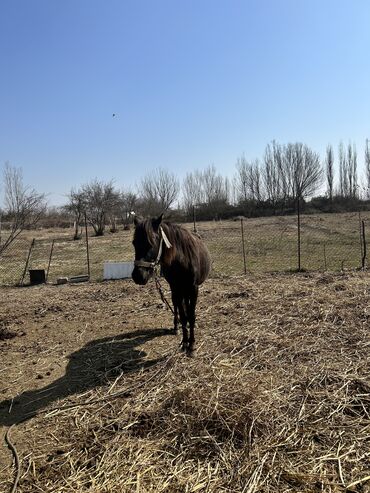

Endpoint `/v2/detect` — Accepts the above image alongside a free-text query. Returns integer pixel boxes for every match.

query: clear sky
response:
[1,0,370,205]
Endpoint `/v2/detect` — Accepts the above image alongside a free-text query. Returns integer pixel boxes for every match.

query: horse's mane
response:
[140,219,202,267]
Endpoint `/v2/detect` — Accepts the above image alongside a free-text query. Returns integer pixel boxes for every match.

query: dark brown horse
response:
[131,214,211,354]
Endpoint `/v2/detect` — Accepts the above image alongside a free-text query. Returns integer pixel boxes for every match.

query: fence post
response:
[46,239,55,282]
[359,211,363,261]
[85,212,91,279]
[241,218,247,274]
[193,205,197,233]
[361,220,367,270]
[20,238,35,286]
[297,197,301,271]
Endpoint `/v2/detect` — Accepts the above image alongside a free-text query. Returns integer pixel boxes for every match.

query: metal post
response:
[297,197,301,271]
[241,218,247,274]
[20,238,35,286]
[361,220,367,270]
[359,211,363,261]
[85,212,91,279]
[46,240,55,282]
[323,243,327,271]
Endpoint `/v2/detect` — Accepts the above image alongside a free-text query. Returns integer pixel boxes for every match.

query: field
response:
[0,211,369,286]
[0,271,369,492]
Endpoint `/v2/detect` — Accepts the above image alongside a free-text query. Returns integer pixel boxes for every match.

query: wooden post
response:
[46,239,55,282]
[241,218,247,274]
[193,205,197,233]
[85,212,91,279]
[20,238,35,286]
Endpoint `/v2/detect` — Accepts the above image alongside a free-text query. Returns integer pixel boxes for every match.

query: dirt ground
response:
[0,272,369,492]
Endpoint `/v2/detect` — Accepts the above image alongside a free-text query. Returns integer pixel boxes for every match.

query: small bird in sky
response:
[112,113,116,117]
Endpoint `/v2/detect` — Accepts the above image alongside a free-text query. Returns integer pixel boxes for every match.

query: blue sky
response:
[1,0,370,205]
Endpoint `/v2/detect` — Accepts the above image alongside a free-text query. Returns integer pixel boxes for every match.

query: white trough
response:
[103,261,134,280]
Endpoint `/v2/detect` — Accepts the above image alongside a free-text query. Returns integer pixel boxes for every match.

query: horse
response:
[131,214,211,355]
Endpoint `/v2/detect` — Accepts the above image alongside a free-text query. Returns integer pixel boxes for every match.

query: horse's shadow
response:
[0,328,171,427]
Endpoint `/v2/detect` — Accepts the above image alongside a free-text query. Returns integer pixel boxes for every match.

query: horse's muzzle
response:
[132,266,152,285]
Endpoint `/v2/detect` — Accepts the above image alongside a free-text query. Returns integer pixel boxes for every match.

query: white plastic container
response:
[103,261,134,280]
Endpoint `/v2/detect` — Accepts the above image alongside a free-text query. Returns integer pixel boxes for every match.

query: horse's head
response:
[131,214,163,285]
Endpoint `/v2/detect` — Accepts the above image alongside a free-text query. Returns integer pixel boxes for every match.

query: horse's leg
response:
[171,291,179,334]
[177,294,189,351]
[187,285,198,355]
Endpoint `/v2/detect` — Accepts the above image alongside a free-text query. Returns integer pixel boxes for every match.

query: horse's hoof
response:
[186,342,195,358]
[186,347,195,358]
[180,341,188,352]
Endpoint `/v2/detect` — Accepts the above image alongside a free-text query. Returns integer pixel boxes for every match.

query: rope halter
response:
[134,226,172,269]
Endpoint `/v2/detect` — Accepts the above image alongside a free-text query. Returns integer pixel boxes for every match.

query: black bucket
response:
[29,269,46,285]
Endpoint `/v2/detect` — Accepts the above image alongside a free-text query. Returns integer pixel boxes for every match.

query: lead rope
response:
[153,228,174,315]
[154,269,174,315]
[5,424,21,493]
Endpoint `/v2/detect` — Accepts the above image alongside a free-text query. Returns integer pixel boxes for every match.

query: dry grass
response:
[0,271,369,492]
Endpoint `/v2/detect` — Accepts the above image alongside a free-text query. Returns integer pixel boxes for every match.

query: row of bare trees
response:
[183,165,230,217]
[234,142,323,207]
[1,139,370,248]
[235,140,370,211]
[73,136,369,230]
[326,142,358,200]
[66,181,137,238]
[65,168,180,238]
[326,141,370,201]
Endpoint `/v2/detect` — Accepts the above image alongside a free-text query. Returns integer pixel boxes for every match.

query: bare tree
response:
[347,142,358,198]
[0,163,46,254]
[82,179,119,236]
[198,165,230,219]
[65,188,85,239]
[182,165,230,218]
[249,159,264,202]
[263,141,283,208]
[338,142,358,198]
[235,155,250,203]
[117,189,137,228]
[325,144,334,202]
[235,156,264,203]
[202,165,229,205]
[279,142,295,200]
[365,139,370,199]
[262,141,322,207]
[140,168,179,215]
[338,141,349,197]
[289,143,323,200]
[182,170,204,213]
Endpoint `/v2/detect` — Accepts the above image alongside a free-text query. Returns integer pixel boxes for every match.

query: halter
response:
[134,226,172,269]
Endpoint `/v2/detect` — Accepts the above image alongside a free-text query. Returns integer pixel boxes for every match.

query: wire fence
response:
[0,211,369,286]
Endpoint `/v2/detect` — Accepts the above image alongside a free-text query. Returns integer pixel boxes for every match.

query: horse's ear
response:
[134,216,141,227]
[152,213,163,232]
